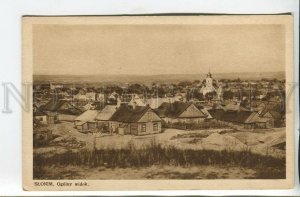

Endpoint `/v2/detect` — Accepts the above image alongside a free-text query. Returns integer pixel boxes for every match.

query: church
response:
[200,72,223,101]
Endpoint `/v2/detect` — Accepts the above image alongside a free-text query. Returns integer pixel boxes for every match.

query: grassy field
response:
[33,122,286,180]
[33,140,285,180]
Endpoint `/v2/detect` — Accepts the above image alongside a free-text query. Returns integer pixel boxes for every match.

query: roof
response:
[75,110,99,122]
[33,110,47,116]
[262,110,283,120]
[155,101,206,118]
[110,105,151,123]
[260,102,285,117]
[41,99,82,115]
[128,98,146,107]
[200,108,213,119]
[33,103,50,116]
[208,109,264,124]
[95,105,118,121]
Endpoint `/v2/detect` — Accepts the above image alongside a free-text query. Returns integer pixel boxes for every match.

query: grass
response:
[33,140,285,179]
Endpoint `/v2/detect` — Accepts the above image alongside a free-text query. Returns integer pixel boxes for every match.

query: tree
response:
[178,81,192,87]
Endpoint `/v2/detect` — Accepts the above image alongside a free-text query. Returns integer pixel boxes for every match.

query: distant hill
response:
[33,71,285,85]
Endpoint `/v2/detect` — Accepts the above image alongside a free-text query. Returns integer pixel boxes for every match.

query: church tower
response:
[205,72,213,89]
[201,71,216,96]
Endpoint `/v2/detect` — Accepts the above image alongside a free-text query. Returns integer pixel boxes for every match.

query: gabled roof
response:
[109,105,152,123]
[260,101,285,117]
[41,99,69,111]
[208,109,264,124]
[200,108,213,119]
[155,101,206,118]
[155,102,190,118]
[33,104,47,116]
[41,99,82,115]
[75,110,99,122]
[262,110,283,120]
[95,105,118,121]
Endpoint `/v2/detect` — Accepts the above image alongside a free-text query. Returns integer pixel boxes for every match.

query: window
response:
[141,123,146,132]
[153,123,158,131]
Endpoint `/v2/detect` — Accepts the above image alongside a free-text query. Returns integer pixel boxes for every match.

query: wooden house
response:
[95,105,118,132]
[74,110,99,132]
[109,104,162,136]
[257,102,285,127]
[260,110,283,127]
[208,109,273,129]
[41,99,82,122]
[155,101,207,124]
[33,110,48,125]
[128,94,146,107]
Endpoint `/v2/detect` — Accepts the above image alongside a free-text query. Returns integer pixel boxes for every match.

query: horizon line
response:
[33,71,285,76]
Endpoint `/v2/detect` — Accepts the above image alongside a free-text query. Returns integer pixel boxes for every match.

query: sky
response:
[33,24,285,75]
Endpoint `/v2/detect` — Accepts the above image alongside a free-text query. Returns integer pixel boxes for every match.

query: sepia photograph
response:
[22,15,295,190]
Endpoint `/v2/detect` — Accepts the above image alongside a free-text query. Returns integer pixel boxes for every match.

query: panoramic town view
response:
[32,23,286,180]
[33,71,286,179]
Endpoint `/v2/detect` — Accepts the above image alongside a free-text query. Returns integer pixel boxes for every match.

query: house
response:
[33,110,48,125]
[174,93,187,102]
[108,91,118,100]
[128,94,146,107]
[260,110,283,127]
[73,89,96,101]
[74,110,99,132]
[85,92,96,101]
[33,104,54,125]
[257,101,284,114]
[73,93,87,101]
[155,101,207,124]
[208,109,273,129]
[96,93,106,102]
[95,105,118,132]
[109,104,162,135]
[82,102,95,111]
[256,101,285,127]
[41,99,82,122]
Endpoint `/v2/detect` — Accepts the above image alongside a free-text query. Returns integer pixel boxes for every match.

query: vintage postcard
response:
[23,15,295,190]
